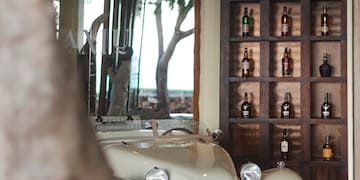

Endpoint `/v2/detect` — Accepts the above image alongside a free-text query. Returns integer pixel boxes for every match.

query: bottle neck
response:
[244,93,248,102]
[283,7,287,16]
[323,6,327,14]
[244,49,248,58]
[324,93,328,103]
[325,136,330,144]
[284,93,289,102]
[282,129,287,138]
[244,8,248,16]
[323,53,328,63]
[284,48,289,57]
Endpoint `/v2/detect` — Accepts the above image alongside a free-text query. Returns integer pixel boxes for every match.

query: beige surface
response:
[199,0,221,134]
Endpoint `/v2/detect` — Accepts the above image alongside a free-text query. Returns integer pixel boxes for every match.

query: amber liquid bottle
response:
[281,92,291,118]
[241,92,251,118]
[281,129,289,160]
[242,7,250,36]
[322,135,333,160]
[321,92,331,118]
[282,48,291,77]
[242,48,250,77]
[321,6,329,36]
[281,6,289,36]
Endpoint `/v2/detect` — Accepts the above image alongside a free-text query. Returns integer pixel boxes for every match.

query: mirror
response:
[57,0,200,128]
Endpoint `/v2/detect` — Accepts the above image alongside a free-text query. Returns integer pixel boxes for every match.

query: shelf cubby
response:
[311,1,342,36]
[230,42,260,77]
[270,2,301,37]
[270,42,301,77]
[230,3,261,37]
[269,82,301,118]
[311,41,342,77]
[229,82,260,118]
[270,124,302,161]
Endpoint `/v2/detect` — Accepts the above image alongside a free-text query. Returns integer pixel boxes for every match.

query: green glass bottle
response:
[242,7,250,36]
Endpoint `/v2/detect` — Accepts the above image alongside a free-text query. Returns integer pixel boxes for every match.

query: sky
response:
[83,0,194,91]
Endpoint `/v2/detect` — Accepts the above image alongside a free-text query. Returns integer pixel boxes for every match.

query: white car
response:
[93,116,302,180]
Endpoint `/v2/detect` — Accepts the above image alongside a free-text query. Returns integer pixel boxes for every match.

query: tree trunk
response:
[154,1,194,113]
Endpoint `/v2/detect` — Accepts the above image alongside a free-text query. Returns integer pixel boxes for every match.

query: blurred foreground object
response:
[0,0,113,179]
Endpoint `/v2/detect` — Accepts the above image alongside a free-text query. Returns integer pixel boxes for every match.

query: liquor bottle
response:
[242,48,250,77]
[319,53,332,77]
[281,129,289,160]
[281,92,291,118]
[242,7,250,36]
[322,135,333,160]
[321,92,331,118]
[241,92,251,118]
[281,6,289,36]
[321,6,329,36]
[282,48,291,77]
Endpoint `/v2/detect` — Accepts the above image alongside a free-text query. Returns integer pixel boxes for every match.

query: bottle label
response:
[281,141,288,152]
[243,24,249,33]
[282,110,290,117]
[321,25,329,33]
[281,24,289,33]
[242,110,249,117]
[322,111,330,118]
[242,61,250,70]
[322,148,333,159]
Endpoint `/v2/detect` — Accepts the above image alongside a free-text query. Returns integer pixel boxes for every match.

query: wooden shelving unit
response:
[220,0,348,179]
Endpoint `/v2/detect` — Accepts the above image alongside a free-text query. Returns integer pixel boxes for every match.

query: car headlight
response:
[145,167,169,180]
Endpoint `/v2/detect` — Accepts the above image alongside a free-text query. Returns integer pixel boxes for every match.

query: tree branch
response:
[174,1,193,32]
[179,28,194,39]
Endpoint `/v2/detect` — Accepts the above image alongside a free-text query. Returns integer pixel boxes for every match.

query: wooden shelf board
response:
[309,118,346,125]
[308,160,347,167]
[310,77,347,82]
[230,36,302,42]
[229,77,304,82]
[309,35,346,41]
[230,0,260,3]
[229,118,303,124]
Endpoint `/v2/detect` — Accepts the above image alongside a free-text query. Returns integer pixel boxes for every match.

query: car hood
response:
[99,132,238,180]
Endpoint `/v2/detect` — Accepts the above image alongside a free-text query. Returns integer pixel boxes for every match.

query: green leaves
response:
[151,0,193,15]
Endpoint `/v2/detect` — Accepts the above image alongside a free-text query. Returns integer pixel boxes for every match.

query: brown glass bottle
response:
[241,48,250,77]
[241,92,251,118]
[281,92,291,118]
[282,48,291,77]
[321,92,331,118]
[281,129,289,160]
[321,6,329,36]
[281,6,289,36]
[322,135,333,160]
